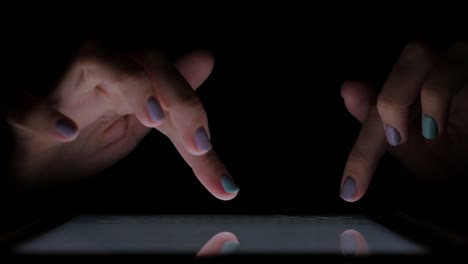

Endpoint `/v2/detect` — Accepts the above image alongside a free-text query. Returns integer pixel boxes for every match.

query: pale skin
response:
[3,42,238,201]
[341,41,468,202]
[2,41,467,203]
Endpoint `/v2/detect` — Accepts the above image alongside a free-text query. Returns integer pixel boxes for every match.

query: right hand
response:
[340,41,468,202]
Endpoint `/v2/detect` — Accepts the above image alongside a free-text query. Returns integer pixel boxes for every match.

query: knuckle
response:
[421,83,447,102]
[115,70,149,87]
[349,146,373,171]
[175,93,204,112]
[401,41,433,62]
[76,47,149,89]
[77,59,105,82]
[193,150,223,170]
[81,60,149,89]
[377,94,412,116]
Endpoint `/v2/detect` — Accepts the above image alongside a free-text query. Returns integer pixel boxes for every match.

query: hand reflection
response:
[196,231,239,258]
[340,229,369,256]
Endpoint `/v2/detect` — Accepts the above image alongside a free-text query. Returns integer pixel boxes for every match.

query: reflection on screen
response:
[15,215,427,255]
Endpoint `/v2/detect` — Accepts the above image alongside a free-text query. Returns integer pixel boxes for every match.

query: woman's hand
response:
[2,42,239,201]
[340,41,468,202]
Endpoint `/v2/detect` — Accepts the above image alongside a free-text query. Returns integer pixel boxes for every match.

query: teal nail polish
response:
[422,115,438,140]
[221,174,239,193]
[222,241,239,254]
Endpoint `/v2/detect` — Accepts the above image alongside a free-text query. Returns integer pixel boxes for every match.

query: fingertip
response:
[221,240,240,255]
[340,176,358,202]
[201,184,238,202]
[341,81,373,101]
[212,174,240,201]
[340,80,357,98]
[341,81,375,123]
[216,232,239,244]
[188,50,215,69]
[190,162,239,201]
[217,192,239,201]
[221,174,239,193]
[340,176,367,203]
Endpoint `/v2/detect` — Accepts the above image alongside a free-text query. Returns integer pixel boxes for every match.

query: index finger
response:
[340,106,387,202]
[137,52,212,156]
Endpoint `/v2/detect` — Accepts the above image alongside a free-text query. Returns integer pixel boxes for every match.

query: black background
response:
[1,6,468,238]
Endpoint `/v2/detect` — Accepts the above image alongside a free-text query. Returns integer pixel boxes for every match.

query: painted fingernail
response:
[147,96,165,122]
[340,177,356,202]
[222,241,239,254]
[340,231,357,256]
[221,174,239,193]
[56,119,77,138]
[195,127,212,151]
[422,115,438,140]
[385,125,401,146]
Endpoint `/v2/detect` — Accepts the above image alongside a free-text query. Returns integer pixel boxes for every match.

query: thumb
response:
[2,91,79,142]
[341,81,376,123]
[175,50,214,91]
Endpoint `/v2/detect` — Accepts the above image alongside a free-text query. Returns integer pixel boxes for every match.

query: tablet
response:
[10,214,437,256]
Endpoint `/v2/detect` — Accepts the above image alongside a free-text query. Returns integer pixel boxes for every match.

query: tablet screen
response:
[14,214,427,255]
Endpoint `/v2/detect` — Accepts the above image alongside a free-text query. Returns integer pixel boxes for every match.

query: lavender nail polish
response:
[147,96,165,122]
[56,119,77,138]
[385,125,401,146]
[195,127,212,151]
[340,177,356,202]
[340,231,357,255]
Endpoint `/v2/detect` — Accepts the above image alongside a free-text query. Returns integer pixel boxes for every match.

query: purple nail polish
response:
[147,97,165,122]
[56,119,77,138]
[340,231,357,255]
[385,125,401,146]
[195,127,212,151]
[340,177,356,202]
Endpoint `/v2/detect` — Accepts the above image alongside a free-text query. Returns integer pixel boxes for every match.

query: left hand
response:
[2,42,239,201]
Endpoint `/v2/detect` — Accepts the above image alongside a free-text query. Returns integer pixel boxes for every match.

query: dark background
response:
[1,7,467,238]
